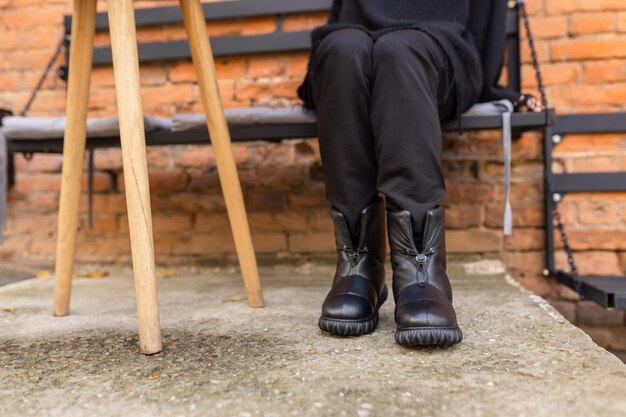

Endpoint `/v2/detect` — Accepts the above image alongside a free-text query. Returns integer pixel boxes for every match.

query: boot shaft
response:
[330,197,386,279]
[387,206,452,300]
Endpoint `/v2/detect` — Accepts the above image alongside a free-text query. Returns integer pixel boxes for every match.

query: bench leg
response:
[107,0,162,355]
[179,0,264,308]
[53,0,97,317]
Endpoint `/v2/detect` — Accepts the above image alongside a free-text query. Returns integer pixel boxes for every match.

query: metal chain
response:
[552,205,578,276]
[20,36,66,116]
[517,0,549,109]
[552,203,584,297]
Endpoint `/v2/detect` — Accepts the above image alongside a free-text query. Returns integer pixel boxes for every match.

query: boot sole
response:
[395,327,463,347]
[318,285,388,336]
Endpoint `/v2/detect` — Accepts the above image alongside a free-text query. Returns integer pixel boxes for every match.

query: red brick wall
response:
[1,0,625,356]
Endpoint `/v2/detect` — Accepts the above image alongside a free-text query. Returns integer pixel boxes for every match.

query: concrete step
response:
[0,262,624,417]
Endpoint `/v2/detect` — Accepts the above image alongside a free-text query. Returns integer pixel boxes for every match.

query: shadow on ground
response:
[0,262,39,286]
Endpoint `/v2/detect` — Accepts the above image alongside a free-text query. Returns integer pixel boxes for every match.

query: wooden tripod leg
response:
[53,0,97,317]
[107,0,162,354]
[179,0,264,308]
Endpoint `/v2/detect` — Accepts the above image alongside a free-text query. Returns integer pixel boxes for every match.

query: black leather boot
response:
[387,205,462,346]
[319,197,388,336]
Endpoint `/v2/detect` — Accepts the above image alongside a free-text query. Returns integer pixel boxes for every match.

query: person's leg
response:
[310,28,379,242]
[370,29,456,247]
[310,29,387,336]
[370,29,462,347]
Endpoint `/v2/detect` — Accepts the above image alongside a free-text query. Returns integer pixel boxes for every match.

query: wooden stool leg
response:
[179,0,264,308]
[53,0,97,317]
[107,0,162,354]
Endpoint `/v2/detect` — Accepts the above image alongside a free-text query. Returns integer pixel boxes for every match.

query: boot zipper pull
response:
[415,253,428,286]
[413,247,434,286]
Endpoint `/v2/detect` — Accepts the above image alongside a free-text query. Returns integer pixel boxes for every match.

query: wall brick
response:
[0,73,21,91]
[151,214,192,234]
[553,133,624,153]
[551,37,626,61]
[3,10,62,29]
[556,251,622,275]
[570,155,620,172]
[248,211,311,233]
[248,55,288,78]
[286,54,309,77]
[546,0,626,14]
[485,203,545,228]
[245,189,287,211]
[564,230,626,251]
[583,59,626,83]
[80,214,119,234]
[577,201,622,225]
[446,229,502,253]
[169,58,247,83]
[443,183,496,205]
[81,172,114,193]
[569,12,615,35]
[504,228,545,251]
[504,251,549,282]
[550,83,626,106]
[14,154,62,173]
[523,62,580,87]
[141,84,194,106]
[8,214,57,234]
[530,15,569,39]
[444,205,482,229]
[288,232,334,253]
[13,174,61,194]
[288,186,328,209]
[618,12,626,32]
[282,12,328,31]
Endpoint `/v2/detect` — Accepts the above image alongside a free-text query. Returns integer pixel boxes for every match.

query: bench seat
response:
[3,103,554,154]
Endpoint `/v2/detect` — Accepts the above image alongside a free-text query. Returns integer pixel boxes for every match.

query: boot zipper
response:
[405,247,435,286]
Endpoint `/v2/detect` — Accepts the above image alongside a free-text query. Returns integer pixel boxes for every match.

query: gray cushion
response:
[172,100,513,132]
[1,115,172,140]
[462,98,514,115]
[172,106,317,132]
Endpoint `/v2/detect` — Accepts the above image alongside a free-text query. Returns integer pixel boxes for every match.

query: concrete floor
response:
[1,261,625,417]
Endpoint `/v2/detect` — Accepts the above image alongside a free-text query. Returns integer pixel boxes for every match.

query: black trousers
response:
[310,28,457,246]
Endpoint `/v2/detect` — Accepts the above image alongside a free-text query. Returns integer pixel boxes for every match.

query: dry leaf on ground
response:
[77,271,109,279]
[223,296,247,303]
[156,269,177,278]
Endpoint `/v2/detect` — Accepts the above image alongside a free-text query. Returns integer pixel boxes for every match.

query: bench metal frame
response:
[543,115,626,309]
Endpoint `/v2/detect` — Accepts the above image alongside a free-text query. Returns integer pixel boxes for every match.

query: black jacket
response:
[297,0,520,122]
